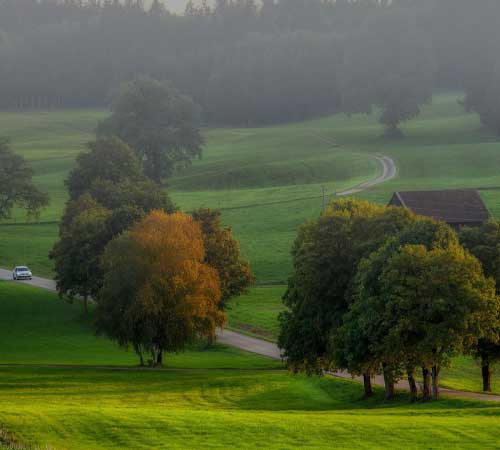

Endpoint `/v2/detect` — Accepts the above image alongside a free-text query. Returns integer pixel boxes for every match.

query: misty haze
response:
[1,1,500,449]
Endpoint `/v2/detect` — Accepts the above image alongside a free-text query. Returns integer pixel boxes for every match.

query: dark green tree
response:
[50,196,110,313]
[460,221,500,391]
[66,137,143,201]
[0,139,49,220]
[98,77,203,183]
[278,198,414,397]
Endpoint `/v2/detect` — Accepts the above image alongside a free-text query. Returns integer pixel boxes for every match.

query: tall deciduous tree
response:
[50,195,110,314]
[0,139,49,220]
[96,211,225,365]
[278,198,413,397]
[460,221,500,391]
[345,218,499,402]
[376,244,498,401]
[97,77,203,183]
[52,138,176,313]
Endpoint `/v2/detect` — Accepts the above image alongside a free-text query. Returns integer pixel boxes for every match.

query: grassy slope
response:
[1,283,500,450]
[2,366,500,450]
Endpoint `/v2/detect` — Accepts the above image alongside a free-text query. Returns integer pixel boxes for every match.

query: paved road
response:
[0,268,57,292]
[311,133,397,196]
[2,271,500,402]
[338,155,397,196]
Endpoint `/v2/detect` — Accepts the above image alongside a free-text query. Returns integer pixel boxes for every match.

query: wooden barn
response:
[388,189,490,229]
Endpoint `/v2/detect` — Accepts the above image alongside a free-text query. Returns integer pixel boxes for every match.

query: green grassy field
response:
[1,282,500,450]
[0,281,279,369]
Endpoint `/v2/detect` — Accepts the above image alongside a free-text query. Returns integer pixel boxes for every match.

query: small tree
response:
[50,197,110,313]
[0,139,49,220]
[96,211,225,365]
[191,208,255,310]
[98,77,203,183]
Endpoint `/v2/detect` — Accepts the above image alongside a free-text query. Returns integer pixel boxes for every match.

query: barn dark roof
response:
[389,189,490,225]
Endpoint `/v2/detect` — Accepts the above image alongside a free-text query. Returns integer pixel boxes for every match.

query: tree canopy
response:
[51,137,176,312]
[96,211,225,365]
[459,221,500,391]
[278,199,414,378]
[97,77,203,182]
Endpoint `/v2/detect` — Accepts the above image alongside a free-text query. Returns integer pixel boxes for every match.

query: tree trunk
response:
[83,295,88,315]
[482,361,493,392]
[407,368,418,403]
[382,364,395,400]
[431,366,440,400]
[363,373,373,399]
[422,367,432,401]
[156,350,163,366]
[134,344,145,366]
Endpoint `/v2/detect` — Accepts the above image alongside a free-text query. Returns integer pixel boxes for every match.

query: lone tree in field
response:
[460,221,500,392]
[0,139,49,220]
[278,198,413,397]
[96,211,225,365]
[98,77,203,183]
[341,9,435,137]
[192,208,255,310]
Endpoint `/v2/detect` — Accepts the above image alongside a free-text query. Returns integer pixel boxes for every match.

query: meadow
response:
[1,281,500,450]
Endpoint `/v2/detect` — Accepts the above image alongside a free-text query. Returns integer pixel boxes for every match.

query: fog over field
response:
[1,1,500,449]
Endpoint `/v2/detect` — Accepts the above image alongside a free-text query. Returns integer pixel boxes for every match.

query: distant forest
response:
[0,0,499,131]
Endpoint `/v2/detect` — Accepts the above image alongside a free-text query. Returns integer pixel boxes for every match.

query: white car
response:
[12,266,33,281]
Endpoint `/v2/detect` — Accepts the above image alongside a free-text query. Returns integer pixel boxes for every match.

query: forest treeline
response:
[0,0,499,133]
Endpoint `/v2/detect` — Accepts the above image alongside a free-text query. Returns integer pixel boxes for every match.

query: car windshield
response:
[16,267,29,272]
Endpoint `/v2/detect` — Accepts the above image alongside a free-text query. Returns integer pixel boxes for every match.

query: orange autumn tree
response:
[96,211,225,365]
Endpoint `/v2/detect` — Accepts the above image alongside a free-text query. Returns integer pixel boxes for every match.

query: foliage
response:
[50,196,110,311]
[341,219,500,400]
[98,77,203,182]
[278,198,414,374]
[51,137,176,311]
[341,8,435,136]
[3,0,499,133]
[66,137,142,200]
[191,208,255,309]
[96,211,225,364]
[460,221,500,390]
[0,139,48,220]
